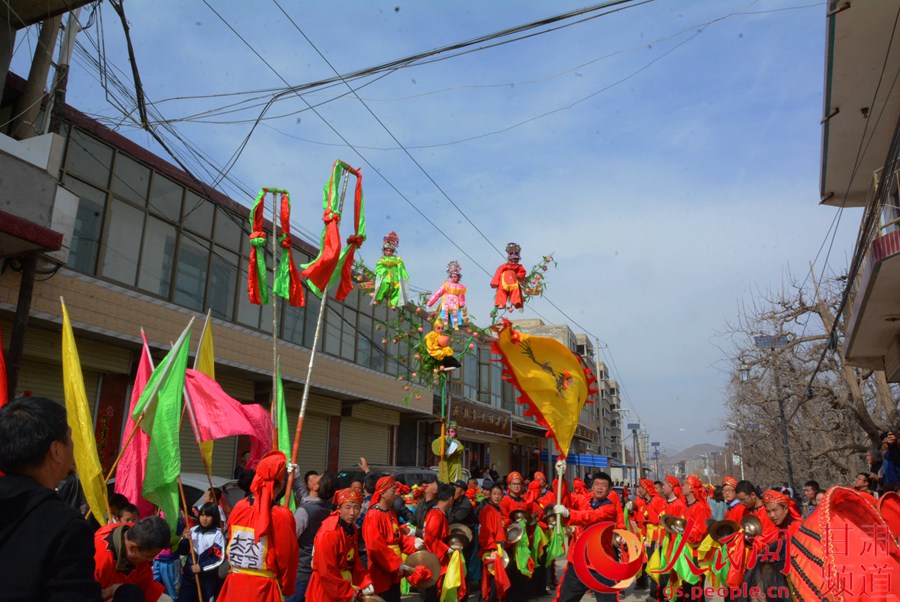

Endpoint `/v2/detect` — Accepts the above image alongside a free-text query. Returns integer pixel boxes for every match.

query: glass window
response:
[137,216,176,297]
[208,247,238,320]
[341,306,357,361]
[173,235,209,311]
[357,315,372,367]
[182,191,214,237]
[464,353,478,399]
[282,303,305,345]
[370,340,385,372]
[111,154,150,205]
[65,129,112,188]
[63,177,107,275]
[149,173,183,218]
[100,199,143,285]
[214,208,243,252]
[324,303,341,356]
[303,294,322,350]
[236,256,261,328]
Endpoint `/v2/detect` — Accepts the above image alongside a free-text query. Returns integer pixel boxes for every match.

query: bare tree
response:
[720,271,898,488]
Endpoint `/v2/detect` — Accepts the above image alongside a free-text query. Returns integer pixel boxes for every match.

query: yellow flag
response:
[492,321,592,457]
[195,311,215,472]
[441,548,463,602]
[60,299,109,525]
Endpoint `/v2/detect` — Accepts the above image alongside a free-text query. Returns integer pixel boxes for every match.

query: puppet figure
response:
[427,260,467,329]
[373,231,409,307]
[491,242,527,310]
[431,421,465,483]
[424,318,461,373]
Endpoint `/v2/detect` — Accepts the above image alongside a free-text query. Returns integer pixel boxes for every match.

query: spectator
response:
[176,503,225,602]
[117,503,139,525]
[108,493,130,523]
[413,474,438,537]
[867,448,884,495]
[288,471,337,602]
[0,396,103,602]
[357,471,384,570]
[237,468,255,498]
[802,480,820,518]
[448,479,476,530]
[852,472,876,500]
[880,431,900,492]
[708,485,726,521]
[233,451,250,479]
[94,516,172,602]
[488,463,500,483]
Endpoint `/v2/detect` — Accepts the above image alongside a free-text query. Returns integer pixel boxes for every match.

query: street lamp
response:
[753,335,796,491]
[724,421,746,480]
[627,422,642,485]
[651,441,660,481]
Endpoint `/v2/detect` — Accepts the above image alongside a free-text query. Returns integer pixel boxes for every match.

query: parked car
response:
[107,472,243,512]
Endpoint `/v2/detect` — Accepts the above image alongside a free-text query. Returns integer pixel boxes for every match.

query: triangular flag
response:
[114,331,154,517]
[275,364,290,458]
[491,320,596,458]
[133,321,192,536]
[60,299,109,525]
[194,311,215,473]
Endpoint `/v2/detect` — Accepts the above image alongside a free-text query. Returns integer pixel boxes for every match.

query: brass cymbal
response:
[708,519,741,544]
[404,550,441,589]
[660,514,688,535]
[506,522,525,544]
[448,522,473,543]
[740,515,763,538]
[509,509,535,528]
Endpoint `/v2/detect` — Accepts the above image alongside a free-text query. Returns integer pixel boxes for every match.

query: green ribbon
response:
[514,519,533,577]
[545,524,565,565]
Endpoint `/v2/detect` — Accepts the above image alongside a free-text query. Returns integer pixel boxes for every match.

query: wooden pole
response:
[104,414,144,483]
[177,475,206,602]
[270,188,280,422]
[284,173,351,506]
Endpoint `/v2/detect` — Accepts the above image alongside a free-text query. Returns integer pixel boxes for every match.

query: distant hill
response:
[662,443,725,464]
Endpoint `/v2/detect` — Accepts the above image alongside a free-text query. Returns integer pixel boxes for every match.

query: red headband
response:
[507,472,523,484]
[723,476,738,488]
[250,451,287,542]
[336,488,364,506]
[685,475,707,501]
[640,478,657,497]
[370,475,396,506]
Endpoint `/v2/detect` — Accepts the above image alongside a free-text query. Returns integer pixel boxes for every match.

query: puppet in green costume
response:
[432,421,465,483]
[372,231,409,307]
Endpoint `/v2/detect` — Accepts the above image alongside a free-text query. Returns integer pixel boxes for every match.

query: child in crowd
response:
[177,502,225,602]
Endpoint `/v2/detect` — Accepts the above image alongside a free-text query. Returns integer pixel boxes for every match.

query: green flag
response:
[274,365,296,512]
[545,525,565,565]
[133,326,192,537]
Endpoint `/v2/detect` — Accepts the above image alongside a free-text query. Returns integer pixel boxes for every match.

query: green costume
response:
[432,422,464,483]
[373,231,409,307]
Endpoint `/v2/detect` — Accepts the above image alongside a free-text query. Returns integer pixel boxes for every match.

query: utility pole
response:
[11,16,60,139]
[754,335,796,491]
[651,441,660,481]
[43,8,82,135]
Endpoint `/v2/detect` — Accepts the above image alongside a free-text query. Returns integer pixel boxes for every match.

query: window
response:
[464,353,478,400]
[63,177,107,275]
[66,130,112,188]
[111,154,150,205]
[173,236,209,311]
[303,294,321,349]
[208,248,238,320]
[356,315,373,367]
[100,199,144,285]
[341,305,357,361]
[182,191,214,237]
[214,208,243,252]
[137,216,176,297]
[149,174,183,218]
[324,302,342,356]
[282,303,305,345]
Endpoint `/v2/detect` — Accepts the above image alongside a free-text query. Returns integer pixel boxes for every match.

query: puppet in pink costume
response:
[427,260,467,330]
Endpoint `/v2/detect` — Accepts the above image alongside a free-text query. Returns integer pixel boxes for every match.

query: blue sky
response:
[10,0,857,453]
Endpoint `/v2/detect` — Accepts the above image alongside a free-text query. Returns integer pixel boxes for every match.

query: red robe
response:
[499,493,536,522]
[724,499,746,523]
[607,490,626,530]
[565,496,618,564]
[683,499,712,546]
[93,523,165,602]
[306,513,372,602]
[663,496,686,519]
[362,504,417,593]
[478,502,509,601]
[218,498,299,602]
[423,506,450,576]
[745,504,778,539]
[490,262,526,309]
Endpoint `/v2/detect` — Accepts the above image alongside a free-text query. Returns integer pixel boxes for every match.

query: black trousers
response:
[556,562,617,602]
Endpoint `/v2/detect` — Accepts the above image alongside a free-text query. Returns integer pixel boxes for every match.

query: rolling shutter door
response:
[16,359,100,413]
[340,419,390,468]
[291,412,329,475]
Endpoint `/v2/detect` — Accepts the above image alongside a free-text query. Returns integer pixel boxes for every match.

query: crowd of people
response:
[4,396,899,602]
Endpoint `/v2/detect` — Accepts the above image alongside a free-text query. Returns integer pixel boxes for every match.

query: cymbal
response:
[404,550,441,589]
[740,515,763,538]
[660,514,688,535]
[448,522,473,543]
[506,522,525,544]
[708,519,741,543]
[509,509,535,528]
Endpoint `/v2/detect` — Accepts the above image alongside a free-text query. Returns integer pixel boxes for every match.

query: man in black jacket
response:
[447,479,475,529]
[288,471,337,602]
[0,396,102,602]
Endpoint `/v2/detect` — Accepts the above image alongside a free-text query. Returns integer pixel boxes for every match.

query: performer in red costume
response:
[219,451,298,602]
[491,242,527,310]
[362,475,423,602]
[722,476,745,523]
[306,488,373,602]
[94,516,172,602]
[761,489,801,539]
[479,483,510,601]
[735,480,777,539]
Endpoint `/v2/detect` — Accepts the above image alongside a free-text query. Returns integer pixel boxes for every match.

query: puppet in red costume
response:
[362,476,422,602]
[306,488,373,602]
[491,243,526,310]
[219,451,298,602]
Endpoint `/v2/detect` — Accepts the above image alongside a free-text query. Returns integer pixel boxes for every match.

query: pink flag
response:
[183,369,272,469]
[115,333,155,517]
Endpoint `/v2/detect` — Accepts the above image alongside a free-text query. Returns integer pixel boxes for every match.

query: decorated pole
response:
[269,188,282,423]
[285,167,354,506]
[439,379,447,480]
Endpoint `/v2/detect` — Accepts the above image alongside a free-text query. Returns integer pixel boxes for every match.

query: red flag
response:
[0,325,7,408]
[183,369,272,469]
[115,332,154,517]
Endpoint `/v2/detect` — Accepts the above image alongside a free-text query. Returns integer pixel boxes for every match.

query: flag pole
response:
[177,475,206,602]
[269,188,280,423]
[439,378,447,481]
[285,171,351,506]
